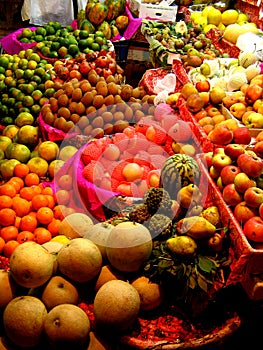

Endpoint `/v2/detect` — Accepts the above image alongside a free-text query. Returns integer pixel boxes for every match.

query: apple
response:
[103,144,120,161]
[180,144,196,156]
[233,127,251,145]
[243,216,263,242]
[208,124,233,145]
[206,105,221,117]
[122,162,143,182]
[234,201,257,224]
[220,165,241,185]
[234,172,257,193]
[255,174,263,189]
[222,183,243,206]
[245,84,263,104]
[212,153,232,171]
[216,176,224,191]
[237,153,263,178]
[209,165,221,179]
[259,202,263,219]
[243,187,263,208]
[254,140,263,158]
[196,80,210,92]
[224,143,245,161]
[203,151,213,168]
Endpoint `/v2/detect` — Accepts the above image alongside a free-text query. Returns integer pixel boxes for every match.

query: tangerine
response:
[0,195,13,209]
[0,183,17,197]
[12,197,31,217]
[3,240,20,257]
[24,173,40,186]
[13,163,30,178]
[53,205,67,220]
[8,177,24,190]
[34,227,52,244]
[47,218,61,237]
[57,174,73,190]
[55,189,70,205]
[31,194,49,211]
[17,230,35,244]
[20,214,38,232]
[42,186,53,196]
[46,195,56,209]
[36,206,54,225]
[0,236,5,253]
[0,208,16,226]
[0,226,19,242]
[19,186,36,201]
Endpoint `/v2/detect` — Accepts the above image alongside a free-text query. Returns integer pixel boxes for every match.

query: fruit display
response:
[0,50,56,126]
[19,24,112,60]
[2,3,263,349]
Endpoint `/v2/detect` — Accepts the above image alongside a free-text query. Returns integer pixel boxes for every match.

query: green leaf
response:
[197,272,208,292]
[198,256,216,273]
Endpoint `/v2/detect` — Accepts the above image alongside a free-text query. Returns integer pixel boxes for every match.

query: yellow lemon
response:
[237,13,249,24]
[194,15,208,29]
[51,235,70,244]
[217,22,226,31]
[202,6,215,18]
[221,9,239,26]
[207,8,222,26]
[203,24,217,33]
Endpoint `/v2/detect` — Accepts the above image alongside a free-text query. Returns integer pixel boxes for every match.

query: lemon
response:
[51,235,70,244]
[237,13,249,24]
[203,24,217,33]
[190,11,201,22]
[217,22,226,31]
[202,6,215,18]
[207,8,222,26]
[221,9,239,26]
[194,15,207,29]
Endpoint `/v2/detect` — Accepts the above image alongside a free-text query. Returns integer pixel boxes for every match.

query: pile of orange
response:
[0,163,74,258]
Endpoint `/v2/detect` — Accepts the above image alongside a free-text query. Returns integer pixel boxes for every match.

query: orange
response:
[12,197,31,217]
[0,183,17,197]
[33,227,52,244]
[3,240,20,258]
[32,185,42,195]
[31,194,49,211]
[0,226,18,242]
[47,218,61,237]
[14,163,30,178]
[28,211,37,218]
[55,189,70,205]
[0,208,16,226]
[42,186,53,196]
[24,173,40,186]
[20,214,38,232]
[0,195,13,209]
[36,206,54,225]
[53,205,67,220]
[7,179,21,193]
[14,216,21,229]
[19,186,36,201]
[8,177,24,190]
[0,236,5,254]
[17,230,35,244]
[46,195,56,209]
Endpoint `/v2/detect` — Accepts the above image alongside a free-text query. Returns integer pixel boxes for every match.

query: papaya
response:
[80,19,95,33]
[87,2,108,25]
[105,0,126,21]
[97,21,112,40]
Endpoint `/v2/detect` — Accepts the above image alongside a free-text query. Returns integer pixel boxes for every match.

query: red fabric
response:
[0,27,37,55]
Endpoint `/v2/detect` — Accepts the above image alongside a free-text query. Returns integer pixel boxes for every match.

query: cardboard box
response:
[128,0,178,22]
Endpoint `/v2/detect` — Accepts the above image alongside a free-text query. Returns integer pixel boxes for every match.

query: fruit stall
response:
[0,0,263,349]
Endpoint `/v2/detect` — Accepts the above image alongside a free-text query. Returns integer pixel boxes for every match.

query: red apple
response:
[245,84,263,104]
[237,153,263,178]
[209,165,221,179]
[233,127,251,145]
[222,183,243,206]
[220,165,241,185]
[259,202,263,219]
[196,80,210,92]
[254,140,263,158]
[212,153,232,171]
[234,172,257,193]
[243,186,263,208]
[243,216,263,242]
[203,151,213,168]
[234,201,257,224]
[224,143,245,161]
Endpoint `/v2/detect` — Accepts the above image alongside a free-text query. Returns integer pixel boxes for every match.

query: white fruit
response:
[238,52,258,68]
[227,72,247,92]
[245,65,261,82]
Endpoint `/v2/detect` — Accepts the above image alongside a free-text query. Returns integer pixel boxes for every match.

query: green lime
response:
[1,117,13,125]
[0,56,10,69]
[44,88,56,98]
[20,38,30,43]
[23,95,34,107]
[31,104,41,115]
[49,51,59,59]
[68,44,79,56]
[34,67,46,77]
[95,31,104,38]
[50,41,61,51]
[0,81,6,91]
[79,30,90,39]
[86,37,94,47]
[78,39,89,51]
[95,36,105,46]
[35,27,47,37]
[91,42,100,51]
[34,35,44,42]
[45,25,56,35]
[0,66,5,74]
[31,75,42,84]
